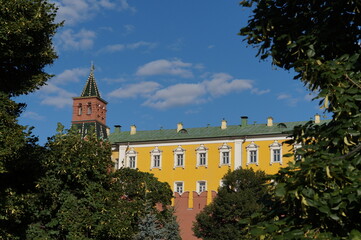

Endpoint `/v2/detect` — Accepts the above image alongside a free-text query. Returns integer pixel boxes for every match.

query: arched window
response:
[87,102,92,114]
[78,103,82,115]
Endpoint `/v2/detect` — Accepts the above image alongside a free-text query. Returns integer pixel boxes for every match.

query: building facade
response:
[109,116,323,239]
[72,68,323,239]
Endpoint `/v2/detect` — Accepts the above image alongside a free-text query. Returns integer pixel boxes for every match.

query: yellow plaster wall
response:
[133,143,235,206]
[112,138,295,205]
[242,139,293,174]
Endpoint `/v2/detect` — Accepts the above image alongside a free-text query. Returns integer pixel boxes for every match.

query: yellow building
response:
[72,68,324,239]
[109,115,323,206]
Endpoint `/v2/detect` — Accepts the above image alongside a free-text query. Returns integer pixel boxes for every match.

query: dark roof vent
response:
[178,129,188,134]
[277,123,287,128]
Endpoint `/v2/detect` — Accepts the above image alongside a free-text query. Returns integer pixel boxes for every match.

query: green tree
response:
[0,93,45,239]
[239,1,361,239]
[26,126,177,239]
[193,168,268,240]
[134,206,181,240]
[0,0,61,96]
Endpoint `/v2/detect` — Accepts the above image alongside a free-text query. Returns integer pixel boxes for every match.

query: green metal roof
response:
[81,64,101,98]
[72,121,108,139]
[109,120,329,144]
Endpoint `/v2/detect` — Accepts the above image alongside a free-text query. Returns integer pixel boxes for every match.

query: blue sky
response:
[16,0,323,144]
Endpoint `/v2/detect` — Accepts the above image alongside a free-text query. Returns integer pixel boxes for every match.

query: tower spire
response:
[81,63,101,98]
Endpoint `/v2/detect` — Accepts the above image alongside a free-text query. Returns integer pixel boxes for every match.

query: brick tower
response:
[71,64,108,138]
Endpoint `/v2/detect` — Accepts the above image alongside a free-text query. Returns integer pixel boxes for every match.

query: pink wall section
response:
[174,191,217,240]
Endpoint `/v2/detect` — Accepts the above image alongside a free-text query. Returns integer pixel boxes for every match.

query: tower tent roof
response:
[81,64,101,98]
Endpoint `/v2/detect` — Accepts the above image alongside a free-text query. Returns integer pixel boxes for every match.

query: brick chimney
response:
[130,125,136,135]
[267,117,273,127]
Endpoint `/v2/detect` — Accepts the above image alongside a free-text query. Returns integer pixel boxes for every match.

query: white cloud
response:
[38,82,76,108]
[56,29,96,51]
[203,73,253,97]
[277,94,291,100]
[251,88,271,95]
[277,93,299,106]
[108,81,161,98]
[136,59,194,78]
[106,70,256,110]
[23,111,45,121]
[101,44,126,53]
[99,41,156,53]
[127,41,157,50]
[118,0,136,12]
[55,0,135,26]
[52,68,88,85]
[143,83,206,109]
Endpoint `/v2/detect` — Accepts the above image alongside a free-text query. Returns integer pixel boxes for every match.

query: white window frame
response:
[270,141,282,164]
[173,145,185,169]
[174,181,184,194]
[196,144,208,168]
[126,147,137,169]
[218,143,232,166]
[197,181,207,194]
[150,146,162,169]
[269,140,282,165]
[246,141,259,165]
[294,143,302,161]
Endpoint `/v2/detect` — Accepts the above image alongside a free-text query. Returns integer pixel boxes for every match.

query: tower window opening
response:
[78,103,82,115]
[87,103,92,114]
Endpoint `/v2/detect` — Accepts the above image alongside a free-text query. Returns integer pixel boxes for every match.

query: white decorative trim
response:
[218,143,232,167]
[234,140,243,169]
[196,144,208,168]
[246,141,259,165]
[126,147,137,169]
[150,146,162,169]
[173,145,186,169]
[269,140,282,165]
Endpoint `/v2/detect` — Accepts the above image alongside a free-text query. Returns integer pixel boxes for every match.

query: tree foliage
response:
[0,0,61,96]
[24,126,177,240]
[239,1,361,239]
[193,168,268,240]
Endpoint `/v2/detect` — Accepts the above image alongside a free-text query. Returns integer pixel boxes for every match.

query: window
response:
[273,149,281,162]
[126,147,137,169]
[78,103,82,115]
[129,156,136,169]
[269,141,282,164]
[174,182,184,194]
[150,147,162,169]
[153,155,160,167]
[196,144,208,167]
[250,150,257,163]
[246,142,259,165]
[218,143,232,166]
[199,153,206,165]
[222,152,230,164]
[173,146,186,168]
[87,102,92,114]
[197,181,206,193]
[176,154,184,166]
